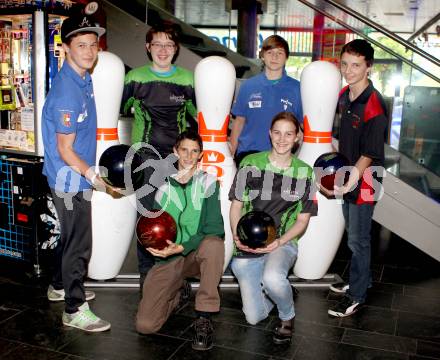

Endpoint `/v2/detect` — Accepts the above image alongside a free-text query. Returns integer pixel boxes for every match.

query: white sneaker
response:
[328,296,362,317]
[62,303,111,332]
[47,285,95,302]
[329,282,349,294]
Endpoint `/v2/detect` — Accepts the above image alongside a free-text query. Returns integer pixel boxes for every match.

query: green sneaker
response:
[62,303,111,332]
[47,285,95,302]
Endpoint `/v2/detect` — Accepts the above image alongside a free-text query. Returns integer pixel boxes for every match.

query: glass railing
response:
[292,0,440,199]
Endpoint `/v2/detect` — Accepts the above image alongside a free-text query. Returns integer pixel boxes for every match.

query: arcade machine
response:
[0,1,89,275]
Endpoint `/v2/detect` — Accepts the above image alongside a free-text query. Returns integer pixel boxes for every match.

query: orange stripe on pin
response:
[96,127,118,141]
[302,116,332,143]
[198,113,229,142]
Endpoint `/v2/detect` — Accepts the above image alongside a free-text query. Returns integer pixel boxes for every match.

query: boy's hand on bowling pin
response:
[147,241,184,258]
[105,184,124,199]
[92,175,107,192]
[93,175,124,198]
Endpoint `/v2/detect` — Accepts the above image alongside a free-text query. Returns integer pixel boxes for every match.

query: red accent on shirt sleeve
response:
[339,85,349,98]
[364,92,384,123]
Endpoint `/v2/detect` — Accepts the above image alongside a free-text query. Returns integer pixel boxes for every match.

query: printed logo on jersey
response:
[59,111,73,127]
[170,94,185,104]
[280,98,292,110]
[249,100,262,108]
[351,113,361,129]
[77,109,88,123]
[248,92,262,109]
[281,188,301,201]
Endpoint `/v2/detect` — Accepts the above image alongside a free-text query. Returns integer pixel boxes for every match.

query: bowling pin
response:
[88,52,138,280]
[293,61,344,280]
[194,56,236,272]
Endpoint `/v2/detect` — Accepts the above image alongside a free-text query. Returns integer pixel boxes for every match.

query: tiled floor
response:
[1,222,440,360]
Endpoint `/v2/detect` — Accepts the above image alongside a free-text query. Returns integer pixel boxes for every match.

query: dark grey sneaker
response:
[273,318,294,344]
[328,296,362,317]
[47,285,95,302]
[192,317,213,351]
[329,282,349,294]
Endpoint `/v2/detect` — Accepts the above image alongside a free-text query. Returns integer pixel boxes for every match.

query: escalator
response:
[374,145,440,261]
[101,0,440,264]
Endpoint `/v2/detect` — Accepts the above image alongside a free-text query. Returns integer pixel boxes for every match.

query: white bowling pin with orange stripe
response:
[293,60,344,280]
[194,56,236,272]
[88,51,137,280]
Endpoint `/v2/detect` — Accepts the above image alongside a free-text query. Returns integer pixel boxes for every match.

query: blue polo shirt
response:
[231,71,303,155]
[42,61,97,193]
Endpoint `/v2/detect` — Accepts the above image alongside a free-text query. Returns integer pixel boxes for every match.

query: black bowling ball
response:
[98,144,143,189]
[237,210,277,249]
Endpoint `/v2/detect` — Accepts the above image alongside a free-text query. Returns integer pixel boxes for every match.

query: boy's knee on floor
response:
[136,317,162,335]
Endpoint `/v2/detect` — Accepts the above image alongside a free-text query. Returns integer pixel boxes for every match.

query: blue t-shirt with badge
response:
[42,61,97,193]
[231,71,303,155]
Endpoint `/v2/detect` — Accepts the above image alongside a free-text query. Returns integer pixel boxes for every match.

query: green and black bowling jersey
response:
[122,64,197,157]
[229,151,318,249]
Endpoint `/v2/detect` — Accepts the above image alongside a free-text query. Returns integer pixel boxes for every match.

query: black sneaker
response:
[328,296,362,317]
[273,318,294,344]
[329,282,349,294]
[192,317,213,351]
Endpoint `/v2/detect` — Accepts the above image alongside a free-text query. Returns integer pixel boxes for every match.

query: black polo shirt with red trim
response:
[338,81,387,204]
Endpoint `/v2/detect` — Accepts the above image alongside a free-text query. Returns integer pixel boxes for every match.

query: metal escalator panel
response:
[374,145,440,262]
[399,86,440,178]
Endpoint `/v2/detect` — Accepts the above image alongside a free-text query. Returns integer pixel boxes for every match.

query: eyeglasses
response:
[150,42,175,51]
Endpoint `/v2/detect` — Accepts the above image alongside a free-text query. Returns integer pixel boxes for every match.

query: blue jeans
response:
[231,241,297,325]
[342,201,375,304]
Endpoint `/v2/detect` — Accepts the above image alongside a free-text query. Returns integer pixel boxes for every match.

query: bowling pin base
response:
[84,273,343,289]
[88,191,137,280]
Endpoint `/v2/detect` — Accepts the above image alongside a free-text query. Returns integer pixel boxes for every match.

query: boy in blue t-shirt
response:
[229,35,303,166]
[42,14,115,333]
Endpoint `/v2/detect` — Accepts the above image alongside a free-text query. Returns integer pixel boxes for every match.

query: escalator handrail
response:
[297,0,440,84]
[322,0,440,68]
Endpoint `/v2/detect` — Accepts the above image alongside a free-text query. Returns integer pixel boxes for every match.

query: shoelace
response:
[195,319,212,334]
[74,309,99,324]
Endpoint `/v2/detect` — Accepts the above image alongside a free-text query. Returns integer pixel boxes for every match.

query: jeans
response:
[231,241,297,325]
[342,201,375,304]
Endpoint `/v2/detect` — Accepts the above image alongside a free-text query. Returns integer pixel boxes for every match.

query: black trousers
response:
[51,189,92,313]
[135,150,178,276]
